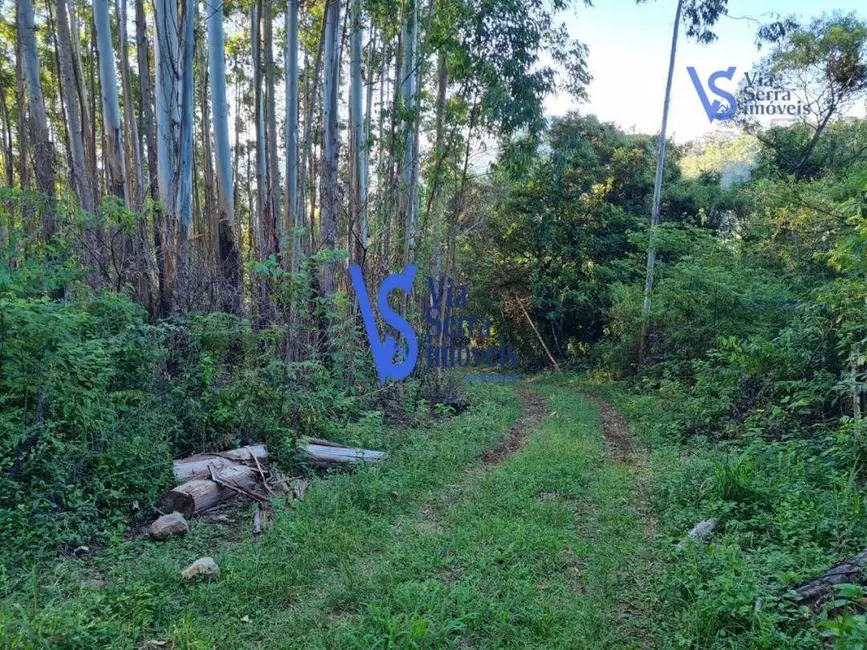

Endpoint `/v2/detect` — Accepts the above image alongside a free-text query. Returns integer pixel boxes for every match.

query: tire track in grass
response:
[587,395,656,542]
[324,381,651,649]
[587,394,657,647]
[481,390,548,464]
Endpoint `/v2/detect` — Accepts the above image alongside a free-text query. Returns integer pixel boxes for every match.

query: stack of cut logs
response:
[156,439,386,518]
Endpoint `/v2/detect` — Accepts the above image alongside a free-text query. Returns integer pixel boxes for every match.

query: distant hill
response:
[680,132,759,188]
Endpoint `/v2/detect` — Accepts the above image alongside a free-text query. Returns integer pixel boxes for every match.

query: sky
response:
[545,0,867,143]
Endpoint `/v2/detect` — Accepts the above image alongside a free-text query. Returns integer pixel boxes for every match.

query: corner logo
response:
[687,66,738,122]
[349,264,418,386]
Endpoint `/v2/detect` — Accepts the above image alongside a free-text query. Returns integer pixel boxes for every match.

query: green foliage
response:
[0,256,371,561]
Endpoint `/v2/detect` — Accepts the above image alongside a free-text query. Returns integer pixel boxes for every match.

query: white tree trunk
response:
[639,0,684,364]
[349,0,367,262]
[177,0,195,233]
[154,0,180,216]
[285,0,300,272]
[54,0,94,215]
[400,0,419,259]
[207,0,241,312]
[17,0,57,237]
[319,0,341,297]
[93,0,129,204]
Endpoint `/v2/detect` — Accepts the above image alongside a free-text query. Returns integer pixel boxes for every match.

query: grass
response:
[0,378,652,649]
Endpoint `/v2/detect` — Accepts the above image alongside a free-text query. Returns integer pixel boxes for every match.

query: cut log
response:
[172,444,268,482]
[793,548,867,603]
[300,442,386,469]
[158,459,260,518]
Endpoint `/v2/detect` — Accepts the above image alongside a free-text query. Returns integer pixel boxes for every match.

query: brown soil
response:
[586,395,634,463]
[482,390,548,464]
[587,395,656,542]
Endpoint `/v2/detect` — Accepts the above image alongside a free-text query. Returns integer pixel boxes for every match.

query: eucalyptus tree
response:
[285,0,300,272]
[54,0,94,215]
[136,0,169,315]
[349,0,367,265]
[208,0,242,312]
[320,0,341,297]
[178,0,195,236]
[638,0,684,365]
[116,0,145,211]
[400,0,419,261]
[252,2,268,262]
[155,0,181,303]
[17,0,57,238]
[93,0,128,203]
[637,0,730,364]
[264,0,281,260]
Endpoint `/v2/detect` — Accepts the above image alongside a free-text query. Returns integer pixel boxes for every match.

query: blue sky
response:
[546,0,867,142]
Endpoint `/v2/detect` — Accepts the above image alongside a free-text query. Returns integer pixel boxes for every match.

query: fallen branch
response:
[208,464,268,504]
[793,548,867,603]
[514,295,561,374]
[245,445,274,495]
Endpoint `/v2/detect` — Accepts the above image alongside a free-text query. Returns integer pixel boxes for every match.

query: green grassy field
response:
[0,378,660,649]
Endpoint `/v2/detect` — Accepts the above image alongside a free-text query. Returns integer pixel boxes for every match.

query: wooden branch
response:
[793,548,867,603]
[207,464,268,504]
[246,445,274,495]
[514,295,561,374]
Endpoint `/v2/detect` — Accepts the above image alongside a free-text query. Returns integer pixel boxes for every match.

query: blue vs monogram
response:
[349,264,419,386]
[687,66,738,122]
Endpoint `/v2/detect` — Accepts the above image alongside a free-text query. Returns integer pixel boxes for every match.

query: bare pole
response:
[638,0,684,366]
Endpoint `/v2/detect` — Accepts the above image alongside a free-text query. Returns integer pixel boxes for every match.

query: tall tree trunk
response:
[155,0,181,309]
[349,0,367,266]
[54,0,94,215]
[400,0,418,262]
[376,39,387,262]
[46,1,73,191]
[207,0,241,313]
[319,0,341,298]
[286,0,300,273]
[252,2,270,324]
[638,0,683,366]
[264,0,281,261]
[117,0,154,312]
[428,50,448,279]
[0,74,13,187]
[136,0,168,316]
[297,16,326,262]
[93,0,128,203]
[385,41,402,265]
[116,0,145,211]
[71,0,97,192]
[15,25,30,192]
[198,5,217,270]
[17,0,57,238]
[94,0,135,295]
[252,3,267,263]
[177,0,195,270]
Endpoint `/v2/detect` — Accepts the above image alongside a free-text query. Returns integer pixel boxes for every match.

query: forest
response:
[2,0,867,646]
